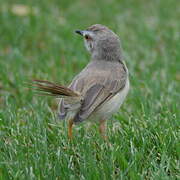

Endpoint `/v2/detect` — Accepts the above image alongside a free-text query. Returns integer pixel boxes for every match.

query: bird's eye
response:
[85,35,91,40]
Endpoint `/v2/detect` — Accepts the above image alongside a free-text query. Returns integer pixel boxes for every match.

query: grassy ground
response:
[0,0,179,179]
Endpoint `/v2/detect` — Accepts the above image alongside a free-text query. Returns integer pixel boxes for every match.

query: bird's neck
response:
[91,48,122,62]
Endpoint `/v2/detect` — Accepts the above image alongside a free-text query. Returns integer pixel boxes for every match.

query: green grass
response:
[0,0,179,179]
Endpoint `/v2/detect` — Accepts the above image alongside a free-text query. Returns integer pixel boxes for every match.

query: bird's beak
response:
[75,30,84,36]
[75,30,91,37]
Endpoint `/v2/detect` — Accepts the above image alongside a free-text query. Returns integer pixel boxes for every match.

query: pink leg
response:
[99,120,107,140]
[68,119,73,139]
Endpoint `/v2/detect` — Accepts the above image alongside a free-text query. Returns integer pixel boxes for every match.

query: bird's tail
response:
[30,79,80,98]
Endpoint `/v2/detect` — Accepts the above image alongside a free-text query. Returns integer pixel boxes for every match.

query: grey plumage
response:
[59,24,128,123]
[32,24,129,129]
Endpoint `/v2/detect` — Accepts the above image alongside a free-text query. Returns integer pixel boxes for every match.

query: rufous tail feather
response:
[30,79,79,97]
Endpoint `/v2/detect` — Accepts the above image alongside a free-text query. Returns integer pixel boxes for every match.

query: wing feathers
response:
[73,79,126,123]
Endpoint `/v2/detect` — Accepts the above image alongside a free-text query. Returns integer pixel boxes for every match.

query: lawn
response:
[0,0,179,179]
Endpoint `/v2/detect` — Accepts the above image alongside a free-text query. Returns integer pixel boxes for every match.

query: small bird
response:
[32,24,130,139]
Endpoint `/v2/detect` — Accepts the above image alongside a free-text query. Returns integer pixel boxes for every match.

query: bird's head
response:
[75,24,122,61]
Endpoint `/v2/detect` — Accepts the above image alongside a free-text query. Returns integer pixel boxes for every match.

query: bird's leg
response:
[99,119,107,140]
[68,119,74,139]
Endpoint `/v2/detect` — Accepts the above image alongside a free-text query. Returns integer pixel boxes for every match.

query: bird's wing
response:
[73,76,127,123]
[59,61,128,122]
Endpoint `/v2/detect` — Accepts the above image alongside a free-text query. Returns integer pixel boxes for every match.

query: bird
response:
[32,24,130,139]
